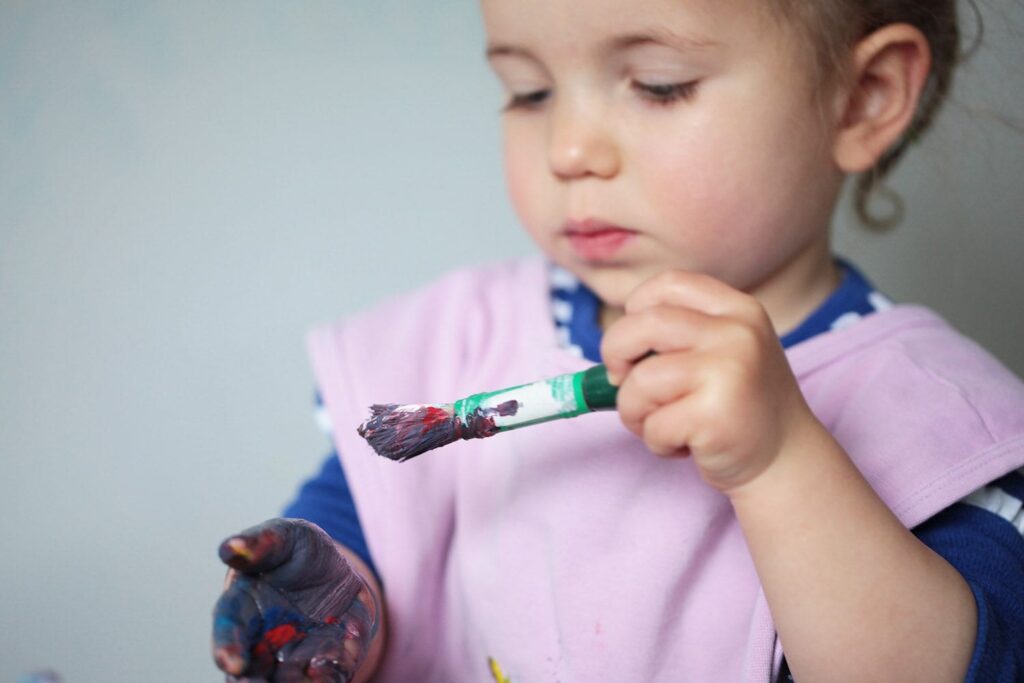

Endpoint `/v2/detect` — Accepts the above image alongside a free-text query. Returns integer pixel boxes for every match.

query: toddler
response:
[212,0,1024,680]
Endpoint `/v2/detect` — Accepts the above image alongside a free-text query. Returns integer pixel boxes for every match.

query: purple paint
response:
[458,400,520,440]
[357,400,521,461]
[358,403,460,461]
[18,672,63,683]
[213,519,378,679]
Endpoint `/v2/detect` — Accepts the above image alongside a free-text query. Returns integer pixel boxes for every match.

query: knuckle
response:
[642,408,679,458]
[627,270,681,309]
[600,318,637,359]
[718,350,753,384]
[288,518,328,548]
[629,357,660,394]
[657,269,688,287]
[617,412,645,439]
[692,401,729,453]
[696,409,729,450]
[726,318,758,348]
[721,324,763,367]
[640,272,673,299]
[640,417,662,451]
[614,388,645,434]
[740,295,770,326]
[599,326,624,361]
[699,369,739,416]
[639,307,673,340]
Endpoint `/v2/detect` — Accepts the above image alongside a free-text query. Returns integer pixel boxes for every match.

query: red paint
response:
[253,623,305,658]
[264,624,300,648]
[248,529,283,562]
[420,406,451,430]
[324,616,340,625]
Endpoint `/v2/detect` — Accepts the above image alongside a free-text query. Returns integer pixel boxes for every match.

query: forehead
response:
[480,0,773,50]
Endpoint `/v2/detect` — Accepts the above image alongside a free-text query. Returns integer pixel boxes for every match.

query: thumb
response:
[218,519,354,594]
[218,518,309,575]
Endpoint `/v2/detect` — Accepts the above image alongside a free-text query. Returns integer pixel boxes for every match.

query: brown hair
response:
[769,0,976,228]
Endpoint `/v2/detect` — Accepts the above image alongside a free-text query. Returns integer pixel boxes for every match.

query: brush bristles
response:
[357,403,461,462]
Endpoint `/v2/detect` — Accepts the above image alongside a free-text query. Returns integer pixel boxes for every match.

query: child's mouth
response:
[564,219,636,260]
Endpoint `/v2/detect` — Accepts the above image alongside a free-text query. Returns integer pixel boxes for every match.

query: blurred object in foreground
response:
[18,671,63,683]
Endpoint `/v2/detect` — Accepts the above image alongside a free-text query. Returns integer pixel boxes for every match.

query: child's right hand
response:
[601,270,823,495]
[211,518,379,682]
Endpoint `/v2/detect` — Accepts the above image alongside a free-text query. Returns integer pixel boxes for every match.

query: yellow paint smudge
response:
[227,538,253,561]
[488,656,511,683]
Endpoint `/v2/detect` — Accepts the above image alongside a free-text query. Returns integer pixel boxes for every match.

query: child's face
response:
[482,0,846,318]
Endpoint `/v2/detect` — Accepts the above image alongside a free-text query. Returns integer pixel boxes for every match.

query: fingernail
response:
[219,537,253,565]
[227,538,252,559]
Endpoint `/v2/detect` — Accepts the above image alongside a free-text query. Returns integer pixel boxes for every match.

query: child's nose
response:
[546,100,620,181]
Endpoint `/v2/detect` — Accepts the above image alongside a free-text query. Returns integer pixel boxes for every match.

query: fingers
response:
[212,577,262,677]
[273,625,363,683]
[614,351,702,436]
[218,519,298,575]
[602,270,772,389]
[222,568,239,591]
[624,270,760,319]
[640,397,699,458]
[601,270,773,462]
[601,305,725,385]
[218,518,338,584]
[218,519,363,622]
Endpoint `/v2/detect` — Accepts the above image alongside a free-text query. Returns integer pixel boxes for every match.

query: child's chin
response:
[572,267,635,308]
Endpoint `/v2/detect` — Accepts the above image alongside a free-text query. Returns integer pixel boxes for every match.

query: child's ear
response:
[832,23,932,173]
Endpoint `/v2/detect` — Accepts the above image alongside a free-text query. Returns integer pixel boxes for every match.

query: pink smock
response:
[308,257,1024,682]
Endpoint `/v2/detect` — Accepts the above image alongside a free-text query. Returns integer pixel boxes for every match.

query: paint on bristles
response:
[357,364,619,462]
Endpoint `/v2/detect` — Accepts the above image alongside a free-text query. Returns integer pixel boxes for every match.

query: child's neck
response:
[754,247,843,337]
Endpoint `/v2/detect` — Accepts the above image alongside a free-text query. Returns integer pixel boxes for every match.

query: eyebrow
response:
[608,28,719,53]
[485,27,718,62]
[485,43,534,61]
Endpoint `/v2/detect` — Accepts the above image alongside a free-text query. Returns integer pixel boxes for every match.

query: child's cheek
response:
[642,135,763,257]
[503,137,551,245]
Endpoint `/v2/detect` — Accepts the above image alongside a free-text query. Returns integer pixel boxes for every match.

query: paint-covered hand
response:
[601,270,827,494]
[212,518,379,682]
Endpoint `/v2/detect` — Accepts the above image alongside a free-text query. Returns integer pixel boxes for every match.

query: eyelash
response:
[502,80,699,112]
[631,80,699,105]
[503,90,550,111]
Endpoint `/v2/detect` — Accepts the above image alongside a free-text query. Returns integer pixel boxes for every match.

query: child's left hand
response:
[212,519,377,682]
[601,270,822,495]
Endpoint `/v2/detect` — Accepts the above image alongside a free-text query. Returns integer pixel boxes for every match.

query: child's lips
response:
[563,218,637,260]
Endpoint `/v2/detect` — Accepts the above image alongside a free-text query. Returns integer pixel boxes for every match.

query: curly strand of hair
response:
[768,0,980,229]
[854,0,970,229]
[854,166,905,229]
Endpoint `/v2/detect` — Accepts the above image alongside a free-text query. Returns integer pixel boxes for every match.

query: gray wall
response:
[1,2,1021,681]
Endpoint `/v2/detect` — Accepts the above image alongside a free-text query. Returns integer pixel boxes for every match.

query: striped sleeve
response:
[959,468,1024,536]
[918,468,1024,682]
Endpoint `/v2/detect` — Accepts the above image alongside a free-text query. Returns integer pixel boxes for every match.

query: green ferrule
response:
[451,366,615,435]
[579,364,618,410]
[571,370,588,416]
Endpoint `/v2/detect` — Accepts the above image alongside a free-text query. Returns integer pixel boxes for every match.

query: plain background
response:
[1,2,1021,680]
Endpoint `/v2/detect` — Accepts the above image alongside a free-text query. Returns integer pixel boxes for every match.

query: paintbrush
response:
[357,364,618,461]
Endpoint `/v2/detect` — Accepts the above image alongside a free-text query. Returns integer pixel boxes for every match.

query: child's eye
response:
[631,80,699,105]
[503,89,550,111]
